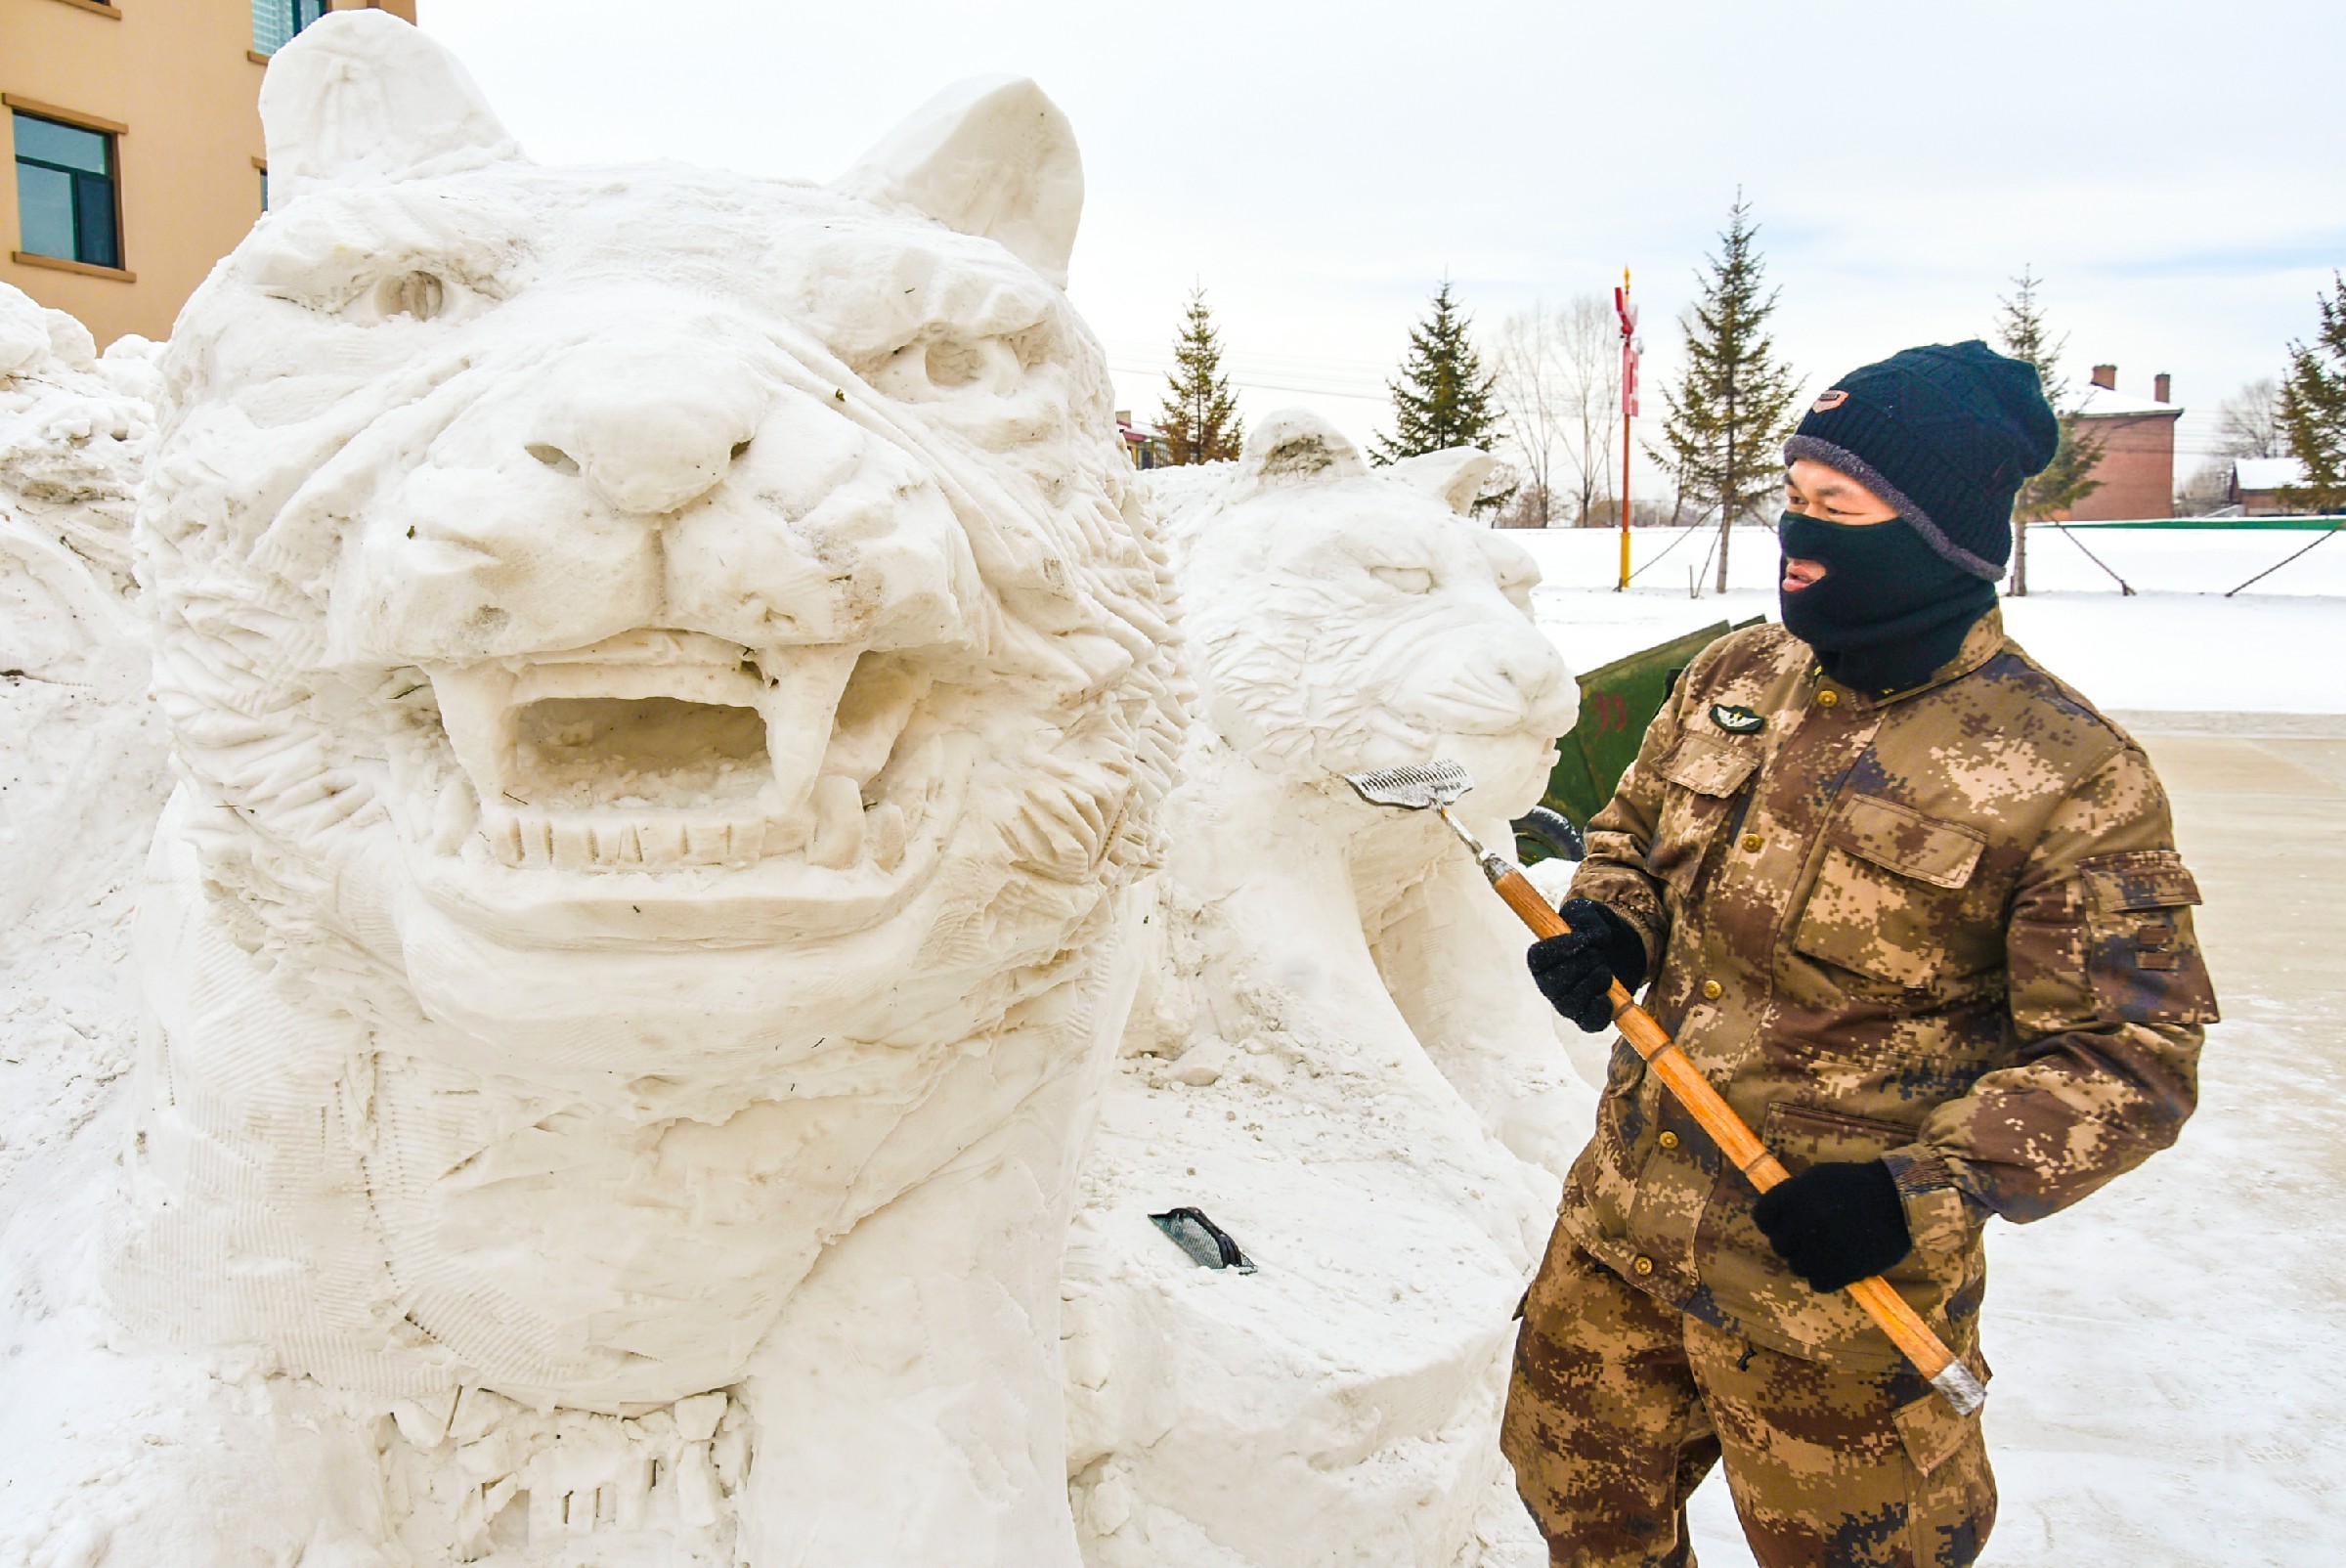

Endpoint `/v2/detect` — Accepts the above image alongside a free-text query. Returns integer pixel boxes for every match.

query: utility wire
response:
[2224,522,2344,597]
[1690,517,1727,596]
[2039,522,2137,595]
[1621,517,1712,586]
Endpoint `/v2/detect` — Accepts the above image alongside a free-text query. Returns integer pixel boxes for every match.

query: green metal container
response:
[1515,618,1762,864]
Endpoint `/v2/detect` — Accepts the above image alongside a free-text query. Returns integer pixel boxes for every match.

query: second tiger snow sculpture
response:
[1063,414,1597,1567]
[12,13,1182,1566]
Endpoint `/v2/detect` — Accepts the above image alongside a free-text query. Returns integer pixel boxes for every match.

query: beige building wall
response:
[1,0,417,349]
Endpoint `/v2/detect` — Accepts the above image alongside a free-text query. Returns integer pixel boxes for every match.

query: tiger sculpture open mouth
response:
[402,632,969,943]
[436,636,922,876]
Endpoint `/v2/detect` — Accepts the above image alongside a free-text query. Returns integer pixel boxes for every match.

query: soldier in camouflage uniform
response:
[1503,342,2220,1567]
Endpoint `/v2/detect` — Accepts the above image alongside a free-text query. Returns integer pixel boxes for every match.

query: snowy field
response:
[1516,527,2346,1566]
[1515,524,2339,716]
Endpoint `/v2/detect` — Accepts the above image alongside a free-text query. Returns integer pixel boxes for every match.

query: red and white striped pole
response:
[1615,269,1640,590]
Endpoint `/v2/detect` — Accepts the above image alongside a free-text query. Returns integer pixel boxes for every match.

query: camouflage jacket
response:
[1560,610,2218,1368]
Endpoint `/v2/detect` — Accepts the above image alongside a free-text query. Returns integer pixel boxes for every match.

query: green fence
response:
[2056,516,2346,530]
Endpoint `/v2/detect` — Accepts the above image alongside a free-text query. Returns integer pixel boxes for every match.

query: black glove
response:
[1753,1158,1912,1293]
[1526,898,1648,1033]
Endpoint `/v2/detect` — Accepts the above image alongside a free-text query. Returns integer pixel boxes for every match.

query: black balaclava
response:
[1777,511,1997,695]
[1778,340,2061,696]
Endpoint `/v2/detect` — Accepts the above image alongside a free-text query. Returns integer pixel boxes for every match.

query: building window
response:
[252,0,330,57]
[12,110,119,270]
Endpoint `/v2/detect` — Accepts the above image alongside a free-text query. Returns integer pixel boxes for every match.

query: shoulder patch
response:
[1710,703,1765,734]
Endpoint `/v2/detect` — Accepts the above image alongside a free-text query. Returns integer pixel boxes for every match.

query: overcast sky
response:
[421,0,2342,486]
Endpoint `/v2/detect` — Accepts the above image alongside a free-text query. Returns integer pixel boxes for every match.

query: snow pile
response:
[1064,414,1593,1568]
[0,279,163,1191]
[0,287,181,1567]
[0,284,156,600]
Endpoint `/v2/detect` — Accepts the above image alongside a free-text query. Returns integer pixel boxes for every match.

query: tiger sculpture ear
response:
[1388,448,1498,517]
[258,10,522,204]
[1234,408,1368,494]
[835,76,1084,289]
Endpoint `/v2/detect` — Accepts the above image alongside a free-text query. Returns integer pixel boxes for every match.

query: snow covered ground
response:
[1511,528,2346,1566]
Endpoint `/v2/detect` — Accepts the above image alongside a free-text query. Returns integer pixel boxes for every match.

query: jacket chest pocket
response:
[1646,733,1759,894]
[1792,795,1993,989]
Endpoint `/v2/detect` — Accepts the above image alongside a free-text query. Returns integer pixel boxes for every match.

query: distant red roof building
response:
[2066,365,2181,520]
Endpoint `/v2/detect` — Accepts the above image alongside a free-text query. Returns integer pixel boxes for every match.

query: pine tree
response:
[1373,280,1503,466]
[2280,272,2346,513]
[1992,268,2102,594]
[1157,286,1244,464]
[1658,196,1801,593]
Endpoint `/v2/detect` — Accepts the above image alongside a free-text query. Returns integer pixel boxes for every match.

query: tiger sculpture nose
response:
[527,338,768,516]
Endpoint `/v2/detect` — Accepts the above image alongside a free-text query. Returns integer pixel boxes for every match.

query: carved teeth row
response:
[484,810,766,871]
[476,774,917,873]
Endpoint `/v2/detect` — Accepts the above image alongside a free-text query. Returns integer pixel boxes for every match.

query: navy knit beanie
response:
[1783,340,2060,580]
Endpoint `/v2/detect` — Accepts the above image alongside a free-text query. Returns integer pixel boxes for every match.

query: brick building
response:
[2066,364,2181,521]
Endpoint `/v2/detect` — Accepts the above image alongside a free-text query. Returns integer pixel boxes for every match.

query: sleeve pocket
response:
[2078,850,2219,1025]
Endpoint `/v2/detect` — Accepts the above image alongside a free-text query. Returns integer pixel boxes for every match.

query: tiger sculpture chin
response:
[3,14,1181,1566]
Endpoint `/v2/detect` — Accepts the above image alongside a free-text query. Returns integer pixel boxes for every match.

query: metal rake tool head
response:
[1342,760,1475,811]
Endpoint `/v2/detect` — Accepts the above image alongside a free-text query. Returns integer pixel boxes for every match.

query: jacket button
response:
[1658,1131,1680,1151]
[1702,980,1723,1000]
[1632,1255,1656,1277]
[1740,832,1763,851]
[1817,689,1841,708]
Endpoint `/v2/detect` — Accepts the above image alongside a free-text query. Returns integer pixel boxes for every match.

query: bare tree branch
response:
[1492,294,1622,527]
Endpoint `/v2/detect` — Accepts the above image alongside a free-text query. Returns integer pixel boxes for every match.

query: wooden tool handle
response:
[1493,866,1983,1414]
[1494,867,1571,938]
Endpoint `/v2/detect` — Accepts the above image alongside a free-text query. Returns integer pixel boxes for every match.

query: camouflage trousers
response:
[1502,1227,1993,1568]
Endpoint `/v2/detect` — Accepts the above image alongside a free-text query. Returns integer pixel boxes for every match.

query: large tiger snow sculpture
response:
[1062,414,1595,1567]
[3,13,1182,1565]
